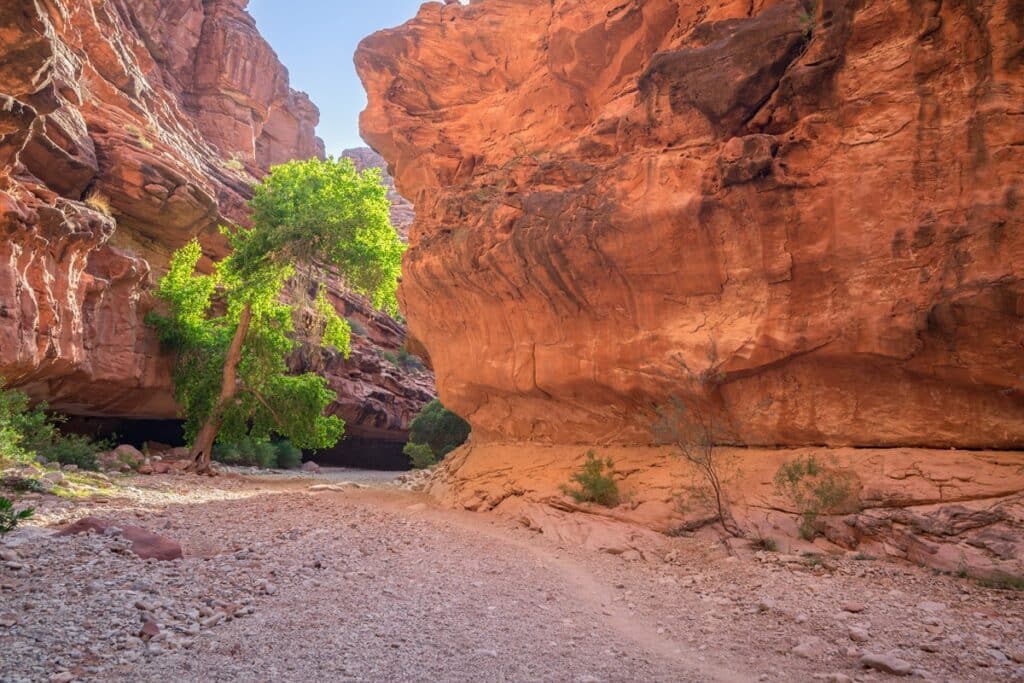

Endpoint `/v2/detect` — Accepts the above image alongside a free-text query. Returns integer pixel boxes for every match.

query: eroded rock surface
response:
[0,0,431,441]
[358,0,1023,568]
[358,0,1023,448]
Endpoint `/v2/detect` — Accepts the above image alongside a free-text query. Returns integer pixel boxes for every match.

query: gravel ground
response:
[1,473,1023,682]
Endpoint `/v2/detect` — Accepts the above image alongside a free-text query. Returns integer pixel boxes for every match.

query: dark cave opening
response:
[313,435,411,471]
[58,416,411,470]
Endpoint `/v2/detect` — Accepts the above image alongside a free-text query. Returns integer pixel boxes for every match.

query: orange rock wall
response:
[357,0,1024,449]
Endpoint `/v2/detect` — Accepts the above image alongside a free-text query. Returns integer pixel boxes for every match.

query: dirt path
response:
[2,473,1023,682]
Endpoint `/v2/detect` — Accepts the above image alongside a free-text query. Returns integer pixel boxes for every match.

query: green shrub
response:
[40,433,102,471]
[774,454,858,540]
[0,380,106,469]
[212,441,245,465]
[0,497,33,535]
[253,441,278,469]
[212,436,280,469]
[275,440,303,469]
[408,400,470,459]
[403,442,436,469]
[561,451,620,507]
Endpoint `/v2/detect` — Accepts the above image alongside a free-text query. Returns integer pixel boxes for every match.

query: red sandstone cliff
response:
[357,0,1024,573]
[0,0,432,443]
[358,0,1023,449]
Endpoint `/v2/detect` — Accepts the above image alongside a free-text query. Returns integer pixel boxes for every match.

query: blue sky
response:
[247,1,428,155]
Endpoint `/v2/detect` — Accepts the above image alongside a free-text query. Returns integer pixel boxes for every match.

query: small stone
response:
[842,602,866,613]
[793,636,828,659]
[795,613,809,624]
[0,549,19,562]
[0,613,18,627]
[139,620,160,640]
[812,675,852,683]
[860,653,914,676]
[848,627,870,643]
[49,673,75,683]
[1007,650,1024,664]
[42,470,64,483]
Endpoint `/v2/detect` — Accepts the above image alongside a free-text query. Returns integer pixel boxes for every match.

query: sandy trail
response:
[2,473,1022,682]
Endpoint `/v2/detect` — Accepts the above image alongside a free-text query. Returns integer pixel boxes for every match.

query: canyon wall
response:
[0,0,432,443]
[358,0,1023,449]
[357,0,1024,572]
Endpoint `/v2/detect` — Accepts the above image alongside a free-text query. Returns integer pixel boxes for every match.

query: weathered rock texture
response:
[358,0,1023,569]
[0,0,431,442]
[358,0,1023,449]
[342,147,415,240]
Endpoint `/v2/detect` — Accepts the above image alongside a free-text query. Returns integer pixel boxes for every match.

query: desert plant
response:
[773,454,858,540]
[0,497,33,535]
[408,400,470,459]
[651,346,774,538]
[275,440,303,469]
[653,393,742,537]
[84,191,113,217]
[561,451,620,507]
[224,155,245,172]
[403,442,436,469]
[41,433,103,471]
[126,124,155,150]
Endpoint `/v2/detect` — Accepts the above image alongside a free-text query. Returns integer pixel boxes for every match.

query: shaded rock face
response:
[342,147,415,240]
[357,0,1024,449]
[0,0,431,442]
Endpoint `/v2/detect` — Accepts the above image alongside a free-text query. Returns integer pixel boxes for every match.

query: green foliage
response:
[561,451,620,507]
[408,400,470,459]
[774,454,858,540]
[149,158,406,457]
[212,437,300,469]
[0,380,106,469]
[403,442,436,469]
[238,156,405,314]
[0,496,33,535]
[275,440,303,469]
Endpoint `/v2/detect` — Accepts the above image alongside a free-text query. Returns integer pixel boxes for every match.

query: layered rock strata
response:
[358,0,1023,567]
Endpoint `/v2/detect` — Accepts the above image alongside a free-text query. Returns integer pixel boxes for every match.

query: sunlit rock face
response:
[0,0,432,440]
[357,0,1023,449]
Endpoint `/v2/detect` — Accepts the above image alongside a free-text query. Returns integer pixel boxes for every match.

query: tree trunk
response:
[187,303,253,474]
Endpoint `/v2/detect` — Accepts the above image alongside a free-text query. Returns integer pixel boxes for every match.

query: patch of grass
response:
[127,125,155,150]
[224,155,245,173]
[852,552,876,561]
[975,572,1024,592]
[84,191,113,217]
[561,451,620,507]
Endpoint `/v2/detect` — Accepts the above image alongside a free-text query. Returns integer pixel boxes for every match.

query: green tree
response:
[149,158,405,473]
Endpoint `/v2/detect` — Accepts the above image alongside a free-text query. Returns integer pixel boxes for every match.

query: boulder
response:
[57,517,183,560]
